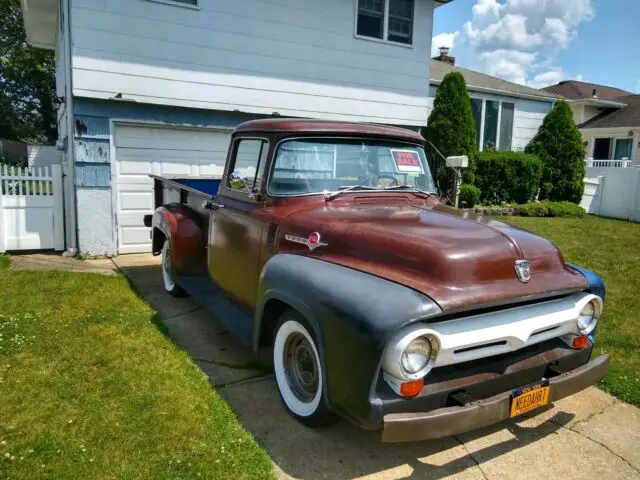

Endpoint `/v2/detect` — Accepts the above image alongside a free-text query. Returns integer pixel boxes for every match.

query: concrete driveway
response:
[114,254,640,480]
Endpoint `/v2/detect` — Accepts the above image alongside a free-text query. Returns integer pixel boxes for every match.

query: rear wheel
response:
[273,310,336,427]
[161,240,186,297]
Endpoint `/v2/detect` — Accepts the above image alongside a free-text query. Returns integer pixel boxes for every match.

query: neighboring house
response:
[542,80,640,168]
[429,48,559,152]
[21,0,453,256]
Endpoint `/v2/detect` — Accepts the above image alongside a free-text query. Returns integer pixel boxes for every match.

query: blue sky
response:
[432,0,640,92]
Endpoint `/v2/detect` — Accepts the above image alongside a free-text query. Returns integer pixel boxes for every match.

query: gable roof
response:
[580,95,640,129]
[429,60,559,102]
[542,80,632,102]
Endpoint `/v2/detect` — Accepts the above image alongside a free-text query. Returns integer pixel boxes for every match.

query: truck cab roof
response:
[233,118,425,144]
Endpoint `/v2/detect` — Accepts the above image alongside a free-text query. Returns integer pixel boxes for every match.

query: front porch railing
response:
[585,158,636,168]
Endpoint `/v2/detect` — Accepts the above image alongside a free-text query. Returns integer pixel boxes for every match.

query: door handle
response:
[202,200,224,210]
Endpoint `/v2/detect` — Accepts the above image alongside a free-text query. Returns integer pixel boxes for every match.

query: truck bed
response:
[150,175,222,208]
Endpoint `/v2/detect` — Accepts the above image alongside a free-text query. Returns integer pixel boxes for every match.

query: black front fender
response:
[254,254,441,428]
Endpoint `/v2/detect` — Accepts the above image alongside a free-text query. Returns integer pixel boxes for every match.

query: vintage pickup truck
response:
[145,119,608,442]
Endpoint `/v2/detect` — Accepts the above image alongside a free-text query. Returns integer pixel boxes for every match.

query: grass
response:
[0,270,273,479]
[506,216,640,406]
[0,255,9,269]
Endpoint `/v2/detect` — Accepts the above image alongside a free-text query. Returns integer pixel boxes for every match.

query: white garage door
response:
[114,124,231,254]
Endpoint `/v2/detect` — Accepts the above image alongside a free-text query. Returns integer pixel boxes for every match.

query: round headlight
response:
[401,337,431,374]
[578,300,599,335]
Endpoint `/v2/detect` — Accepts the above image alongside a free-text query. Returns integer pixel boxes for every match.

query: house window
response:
[499,102,515,151]
[470,98,517,151]
[483,101,499,150]
[593,137,633,160]
[356,0,415,45]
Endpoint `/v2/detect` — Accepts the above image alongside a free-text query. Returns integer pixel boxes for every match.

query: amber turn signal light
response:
[572,335,589,349]
[400,378,424,397]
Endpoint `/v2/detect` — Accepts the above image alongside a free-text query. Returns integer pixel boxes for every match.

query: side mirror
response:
[229,171,257,199]
[445,155,469,169]
[229,171,248,190]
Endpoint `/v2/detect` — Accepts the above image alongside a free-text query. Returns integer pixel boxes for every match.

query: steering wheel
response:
[375,174,398,189]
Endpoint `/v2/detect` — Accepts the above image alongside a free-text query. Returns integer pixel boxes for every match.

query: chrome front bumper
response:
[381,354,609,442]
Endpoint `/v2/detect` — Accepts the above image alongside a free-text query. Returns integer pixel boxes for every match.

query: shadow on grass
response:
[115,261,581,480]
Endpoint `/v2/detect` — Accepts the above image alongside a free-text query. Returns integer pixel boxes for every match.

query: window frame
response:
[266,136,433,198]
[591,136,634,160]
[147,0,199,10]
[470,97,517,151]
[225,137,270,199]
[354,0,416,48]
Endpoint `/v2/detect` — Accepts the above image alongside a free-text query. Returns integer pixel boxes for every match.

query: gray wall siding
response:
[70,0,434,126]
[72,98,262,255]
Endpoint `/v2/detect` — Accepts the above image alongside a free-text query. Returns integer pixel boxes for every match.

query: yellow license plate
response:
[510,380,550,417]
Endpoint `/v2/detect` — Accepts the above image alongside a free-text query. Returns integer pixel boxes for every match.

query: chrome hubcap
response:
[283,332,319,403]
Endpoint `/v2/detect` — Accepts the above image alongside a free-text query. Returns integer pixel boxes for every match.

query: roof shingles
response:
[429,60,560,101]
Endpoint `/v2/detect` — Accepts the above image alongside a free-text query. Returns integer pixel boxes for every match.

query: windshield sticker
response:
[391,150,424,174]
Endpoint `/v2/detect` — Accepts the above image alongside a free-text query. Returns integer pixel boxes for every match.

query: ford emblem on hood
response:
[514,260,531,283]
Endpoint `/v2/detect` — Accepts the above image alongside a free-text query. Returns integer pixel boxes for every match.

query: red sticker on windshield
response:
[391,149,423,174]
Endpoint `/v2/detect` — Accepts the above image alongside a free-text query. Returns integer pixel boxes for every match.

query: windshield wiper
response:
[324,185,378,201]
[383,185,437,198]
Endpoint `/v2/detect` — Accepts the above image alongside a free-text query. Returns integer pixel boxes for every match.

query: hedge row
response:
[475,151,543,205]
[472,201,586,218]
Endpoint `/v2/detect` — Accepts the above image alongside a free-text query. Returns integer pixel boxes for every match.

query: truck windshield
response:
[269,138,437,196]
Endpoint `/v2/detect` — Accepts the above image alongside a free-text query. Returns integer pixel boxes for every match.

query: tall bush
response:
[422,72,478,198]
[475,151,543,204]
[525,101,585,204]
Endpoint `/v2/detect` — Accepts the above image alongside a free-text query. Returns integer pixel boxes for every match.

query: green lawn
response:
[0,271,273,479]
[0,254,10,269]
[506,216,640,406]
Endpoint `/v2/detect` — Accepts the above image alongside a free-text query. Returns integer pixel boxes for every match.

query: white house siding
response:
[69,0,435,126]
[426,88,552,150]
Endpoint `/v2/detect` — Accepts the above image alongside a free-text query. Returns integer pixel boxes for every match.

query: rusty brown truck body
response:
[145,119,608,442]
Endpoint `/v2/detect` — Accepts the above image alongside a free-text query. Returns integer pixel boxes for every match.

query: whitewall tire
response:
[273,310,336,427]
[161,240,185,297]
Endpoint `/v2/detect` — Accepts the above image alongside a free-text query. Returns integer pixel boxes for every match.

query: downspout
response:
[61,0,77,251]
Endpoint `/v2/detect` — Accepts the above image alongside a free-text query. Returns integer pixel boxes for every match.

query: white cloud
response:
[480,50,537,85]
[575,74,584,81]
[529,69,567,88]
[457,0,595,86]
[431,31,460,57]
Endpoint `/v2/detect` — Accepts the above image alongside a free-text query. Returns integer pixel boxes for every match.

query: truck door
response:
[207,138,269,311]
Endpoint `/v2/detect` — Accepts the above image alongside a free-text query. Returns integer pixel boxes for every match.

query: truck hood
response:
[279,201,587,312]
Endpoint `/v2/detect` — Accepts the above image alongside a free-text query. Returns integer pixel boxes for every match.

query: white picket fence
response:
[0,165,64,252]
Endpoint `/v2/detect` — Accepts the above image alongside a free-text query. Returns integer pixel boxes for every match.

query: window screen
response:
[483,100,499,150]
[357,0,384,39]
[387,0,414,44]
[499,102,514,151]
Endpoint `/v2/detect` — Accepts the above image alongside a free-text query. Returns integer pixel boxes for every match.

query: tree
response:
[0,0,56,143]
[422,71,477,198]
[525,100,585,204]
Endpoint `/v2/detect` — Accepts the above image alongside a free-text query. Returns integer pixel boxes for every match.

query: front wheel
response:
[161,240,186,297]
[273,310,336,427]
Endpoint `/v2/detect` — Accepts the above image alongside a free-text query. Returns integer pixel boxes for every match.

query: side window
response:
[229,139,269,193]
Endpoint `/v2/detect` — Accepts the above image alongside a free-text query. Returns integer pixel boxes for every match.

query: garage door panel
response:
[120,226,152,246]
[120,191,153,211]
[115,124,231,254]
